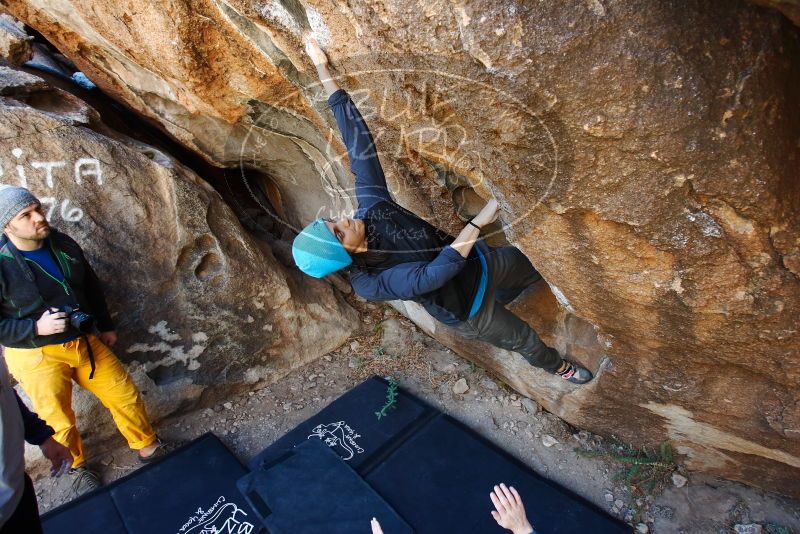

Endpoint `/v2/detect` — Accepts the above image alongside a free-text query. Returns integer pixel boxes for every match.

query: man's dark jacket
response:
[0,229,114,348]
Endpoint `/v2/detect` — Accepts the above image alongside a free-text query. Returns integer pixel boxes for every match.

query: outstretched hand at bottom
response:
[370,517,384,534]
[490,483,534,534]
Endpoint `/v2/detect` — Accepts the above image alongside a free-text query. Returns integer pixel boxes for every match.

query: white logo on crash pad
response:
[179,495,254,534]
[308,421,365,461]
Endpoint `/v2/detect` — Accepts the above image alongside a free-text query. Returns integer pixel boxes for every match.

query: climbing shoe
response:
[556,361,593,384]
[69,466,102,496]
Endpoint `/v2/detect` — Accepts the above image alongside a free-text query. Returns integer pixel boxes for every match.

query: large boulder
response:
[2,0,798,497]
[0,64,358,445]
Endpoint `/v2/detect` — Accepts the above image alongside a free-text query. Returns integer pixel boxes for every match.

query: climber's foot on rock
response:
[555,360,593,384]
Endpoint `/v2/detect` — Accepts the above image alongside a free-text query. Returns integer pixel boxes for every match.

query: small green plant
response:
[375,377,399,420]
[373,322,384,334]
[372,346,386,357]
[577,441,675,520]
[468,361,477,373]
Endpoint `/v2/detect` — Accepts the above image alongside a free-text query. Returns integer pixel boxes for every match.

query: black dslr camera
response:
[61,305,95,333]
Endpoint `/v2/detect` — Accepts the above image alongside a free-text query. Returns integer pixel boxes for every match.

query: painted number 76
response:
[39,197,84,223]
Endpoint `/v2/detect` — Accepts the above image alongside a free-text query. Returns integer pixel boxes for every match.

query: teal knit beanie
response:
[292,218,353,278]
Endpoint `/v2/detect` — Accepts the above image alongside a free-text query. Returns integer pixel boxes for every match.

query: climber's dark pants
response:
[450,246,563,373]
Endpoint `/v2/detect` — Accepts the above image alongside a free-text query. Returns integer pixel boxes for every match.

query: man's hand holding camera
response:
[35,307,115,346]
[36,308,68,336]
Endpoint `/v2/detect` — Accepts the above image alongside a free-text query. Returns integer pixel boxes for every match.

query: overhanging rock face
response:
[2,0,798,497]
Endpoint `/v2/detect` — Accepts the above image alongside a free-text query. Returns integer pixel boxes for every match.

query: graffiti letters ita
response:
[308,421,365,461]
[178,495,254,534]
[1,147,104,223]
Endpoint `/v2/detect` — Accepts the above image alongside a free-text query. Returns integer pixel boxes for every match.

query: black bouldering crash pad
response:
[239,439,412,534]
[42,433,261,534]
[248,376,434,474]
[247,377,629,534]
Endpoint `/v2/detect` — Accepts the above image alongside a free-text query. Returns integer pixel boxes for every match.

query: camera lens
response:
[71,312,93,333]
[68,309,94,333]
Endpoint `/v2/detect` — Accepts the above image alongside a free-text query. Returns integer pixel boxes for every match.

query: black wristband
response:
[468,220,481,230]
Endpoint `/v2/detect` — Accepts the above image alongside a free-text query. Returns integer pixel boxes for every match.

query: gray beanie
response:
[0,185,39,228]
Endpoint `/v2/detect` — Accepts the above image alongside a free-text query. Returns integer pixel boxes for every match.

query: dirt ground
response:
[28,303,800,533]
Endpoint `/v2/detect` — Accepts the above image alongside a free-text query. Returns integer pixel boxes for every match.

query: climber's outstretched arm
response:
[305,35,340,97]
[304,35,391,212]
[327,89,393,211]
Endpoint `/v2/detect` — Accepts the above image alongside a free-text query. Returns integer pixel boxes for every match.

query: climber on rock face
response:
[292,36,593,385]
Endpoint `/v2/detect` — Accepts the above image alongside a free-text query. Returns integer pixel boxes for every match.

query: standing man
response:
[0,355,73,533]
[0,185,166,497]
[292,38,592,385]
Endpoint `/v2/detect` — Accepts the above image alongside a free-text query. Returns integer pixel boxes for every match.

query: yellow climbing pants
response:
[4,334,157,467]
